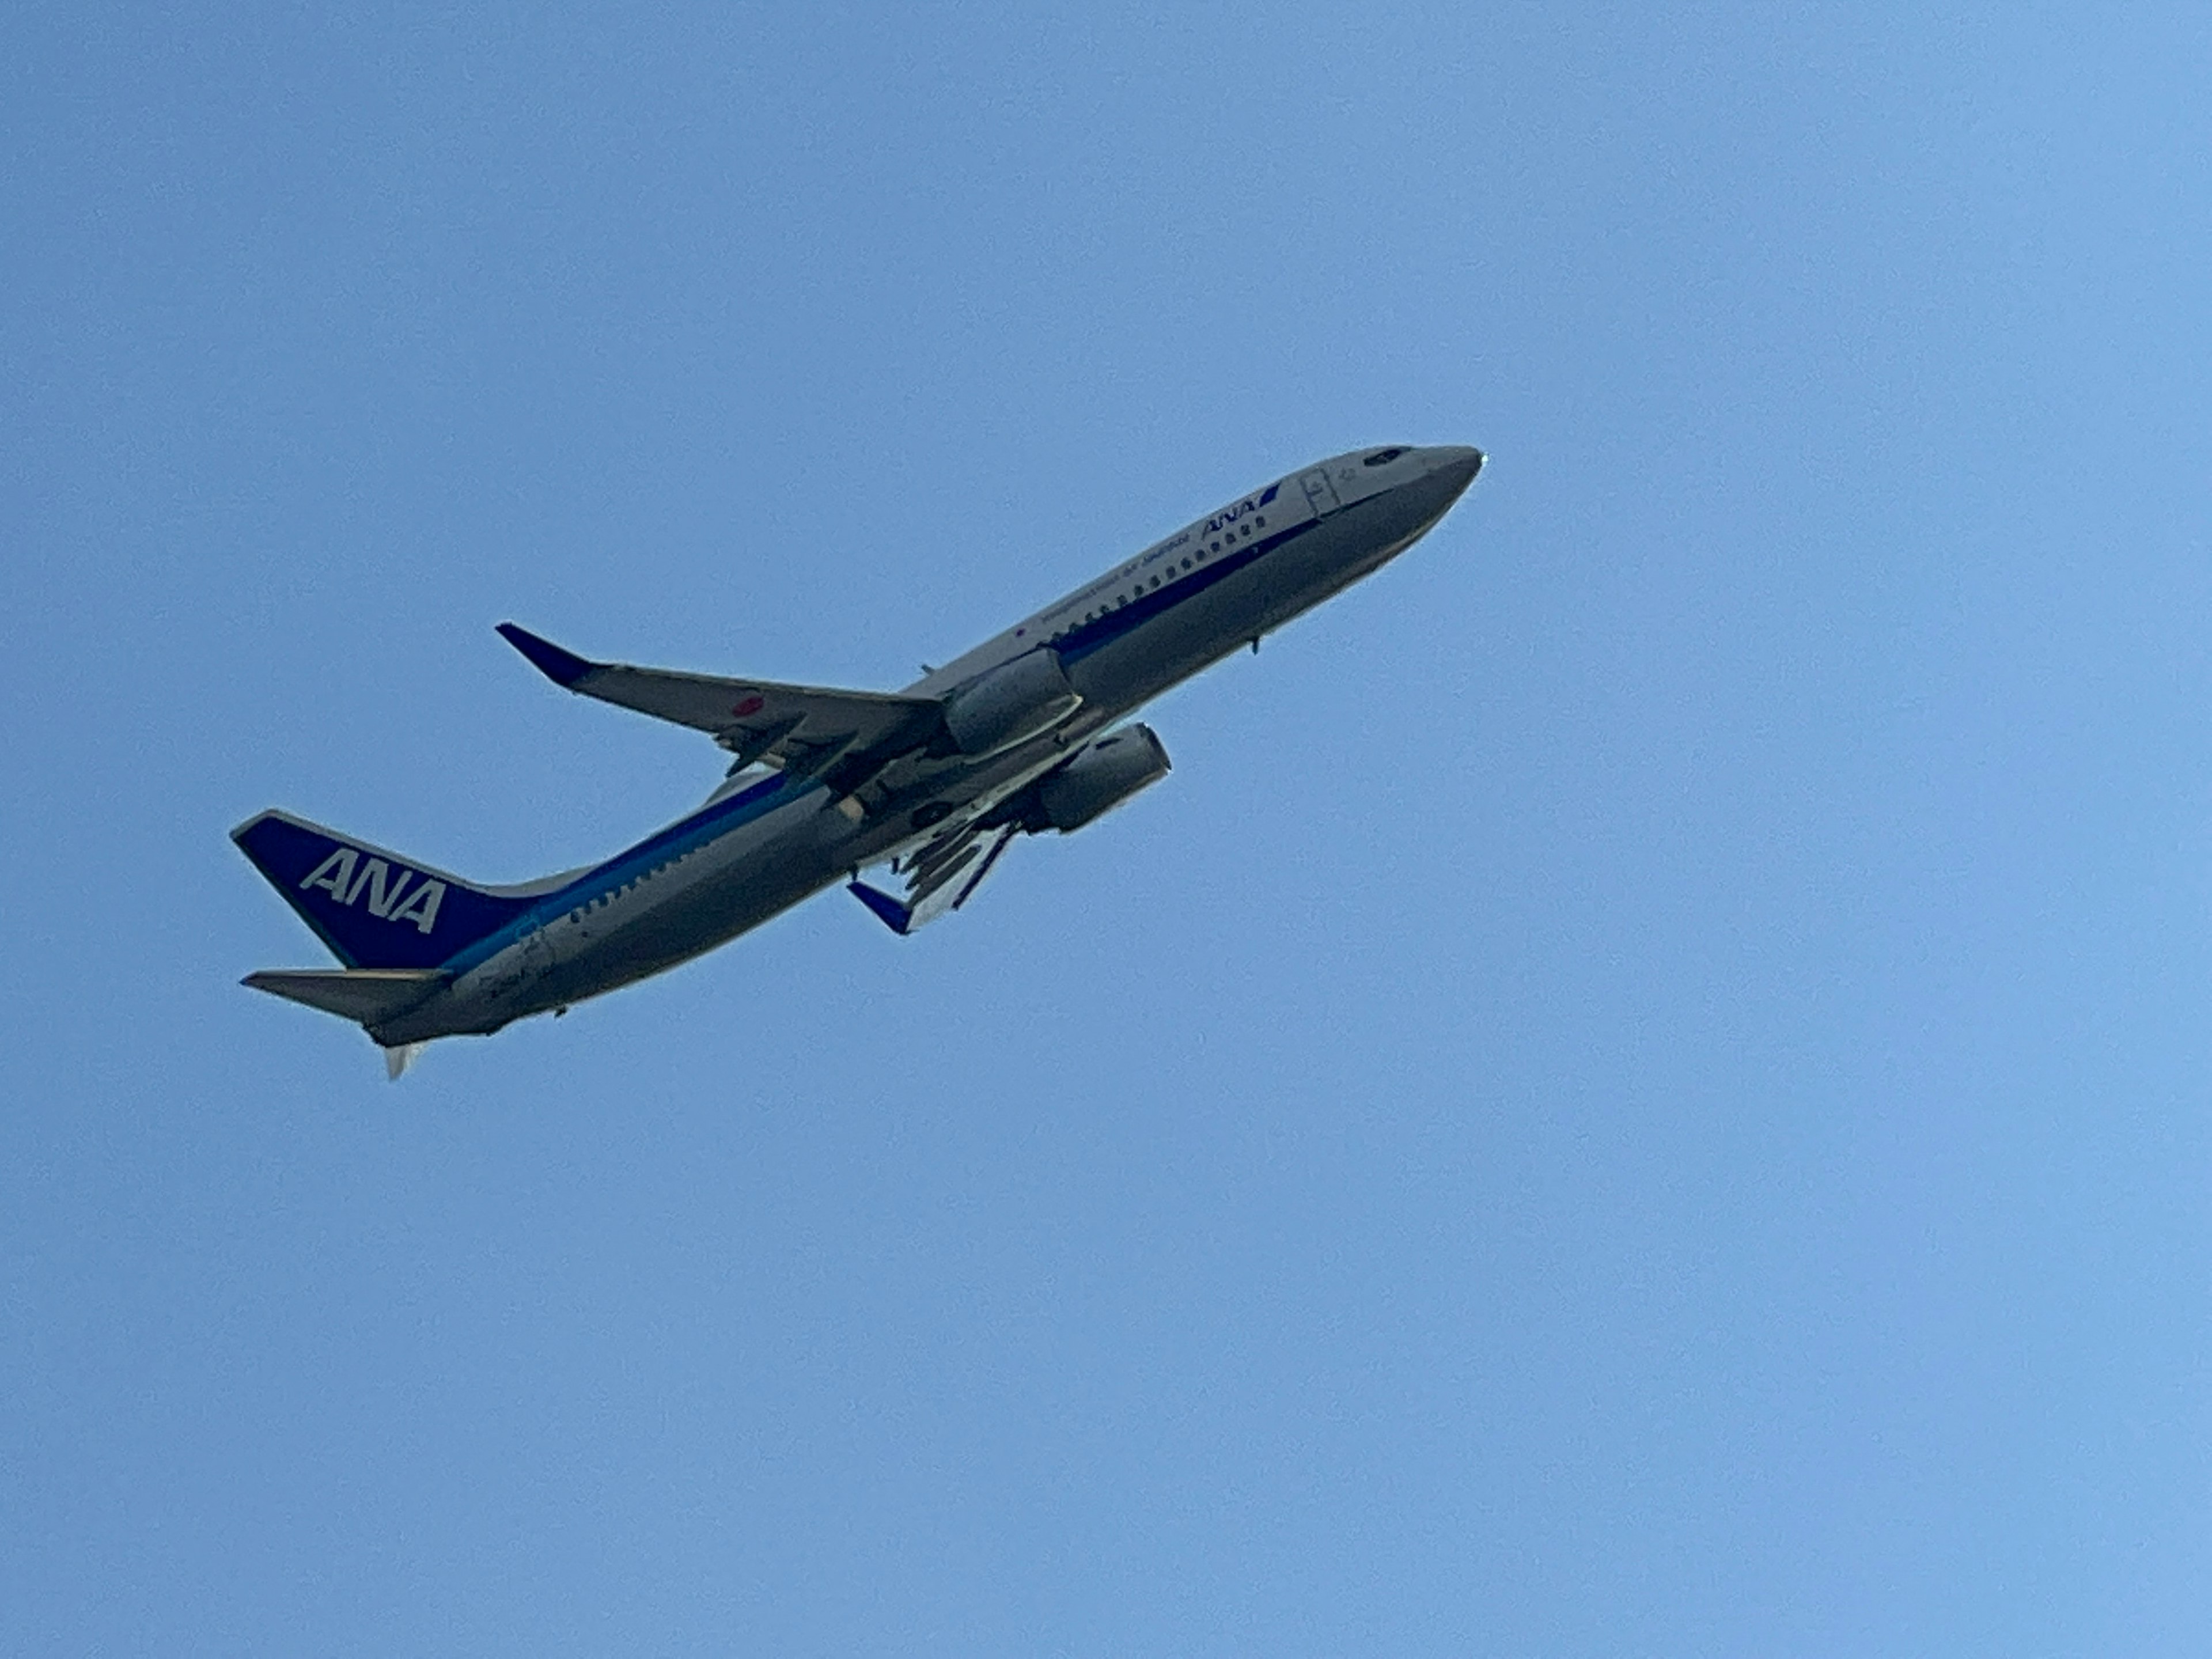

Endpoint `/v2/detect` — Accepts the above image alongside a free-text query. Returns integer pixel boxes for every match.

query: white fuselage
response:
[374,444,1483,1044]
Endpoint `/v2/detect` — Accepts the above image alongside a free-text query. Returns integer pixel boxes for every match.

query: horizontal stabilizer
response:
[497,622,943,775]
[243,968,445,1025]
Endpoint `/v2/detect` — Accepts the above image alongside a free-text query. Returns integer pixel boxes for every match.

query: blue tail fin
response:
[232,810,536,969]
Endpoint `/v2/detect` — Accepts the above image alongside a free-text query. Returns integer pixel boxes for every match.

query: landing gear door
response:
[1300,467,1340,518]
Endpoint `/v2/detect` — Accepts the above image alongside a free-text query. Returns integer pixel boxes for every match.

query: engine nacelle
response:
[1029,724,1172,832]
[941,649,1084,757]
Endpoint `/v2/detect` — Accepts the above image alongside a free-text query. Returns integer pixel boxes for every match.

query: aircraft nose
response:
[1426,445,1484,496]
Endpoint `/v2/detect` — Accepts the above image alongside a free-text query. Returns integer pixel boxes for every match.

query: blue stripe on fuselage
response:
[1054,512,1319,666]
[435,767,821,977]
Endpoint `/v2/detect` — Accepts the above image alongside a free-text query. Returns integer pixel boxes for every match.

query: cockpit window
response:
[1363,447,1408,467]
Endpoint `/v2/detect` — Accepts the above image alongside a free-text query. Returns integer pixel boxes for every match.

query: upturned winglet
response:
[497,622,596,688]
[490,623,942,775]
[847,880,915,935]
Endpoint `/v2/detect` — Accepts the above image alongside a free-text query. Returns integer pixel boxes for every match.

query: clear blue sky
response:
[5,3,2207,1652]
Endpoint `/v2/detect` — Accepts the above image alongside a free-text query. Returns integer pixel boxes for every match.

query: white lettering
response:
[346,858,414,918]
[389,878,445,934]
[300,847,357,900]
[299,844,449,930]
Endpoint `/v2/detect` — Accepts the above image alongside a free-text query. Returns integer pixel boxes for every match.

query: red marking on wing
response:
[732,694,766,718]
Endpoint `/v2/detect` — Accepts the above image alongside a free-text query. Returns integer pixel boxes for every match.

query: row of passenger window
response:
[1054,513,1269,641]
[570,849,685,921]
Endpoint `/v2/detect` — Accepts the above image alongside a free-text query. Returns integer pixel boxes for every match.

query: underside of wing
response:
[498,623,944,785]
[847,819,1018,934]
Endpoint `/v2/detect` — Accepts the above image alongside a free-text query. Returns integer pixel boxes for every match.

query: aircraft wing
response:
[847,819,1018,934]
[497,623,943,778]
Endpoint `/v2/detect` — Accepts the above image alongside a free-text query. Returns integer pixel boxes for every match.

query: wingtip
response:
[847,880,915,935]
[496,622,596,688]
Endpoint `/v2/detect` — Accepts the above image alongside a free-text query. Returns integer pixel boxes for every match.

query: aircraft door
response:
[1300,467,1340,517]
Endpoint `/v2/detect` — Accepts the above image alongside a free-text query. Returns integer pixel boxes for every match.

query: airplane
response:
[233,443,1485,1076]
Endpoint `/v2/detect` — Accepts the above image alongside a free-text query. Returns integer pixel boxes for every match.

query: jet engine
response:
[940,649,1084,756]
[1027,724,1171,832]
